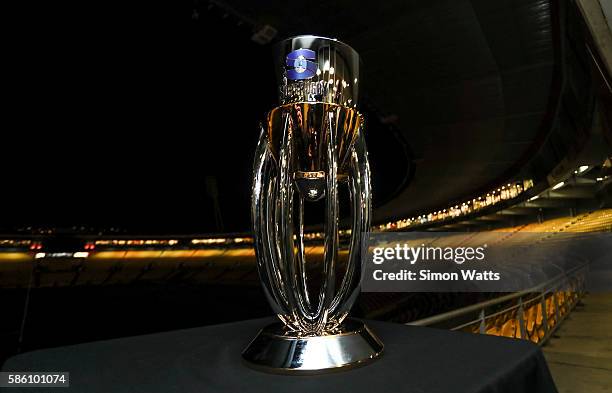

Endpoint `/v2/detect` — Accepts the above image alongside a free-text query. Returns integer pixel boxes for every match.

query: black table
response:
[1,318,557,393]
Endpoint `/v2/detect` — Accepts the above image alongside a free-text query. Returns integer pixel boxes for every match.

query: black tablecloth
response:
[1,317,557,393]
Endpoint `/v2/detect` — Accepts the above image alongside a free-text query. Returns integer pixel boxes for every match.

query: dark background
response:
[1,0,411,234]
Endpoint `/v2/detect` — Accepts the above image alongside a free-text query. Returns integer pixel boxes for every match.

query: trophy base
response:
[242,318,383,374]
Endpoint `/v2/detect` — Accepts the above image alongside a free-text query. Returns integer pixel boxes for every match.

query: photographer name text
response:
[370,243,501,281]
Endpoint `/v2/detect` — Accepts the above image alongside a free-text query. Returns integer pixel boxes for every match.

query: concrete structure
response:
[544,293,612,392]
[577,0,612,82]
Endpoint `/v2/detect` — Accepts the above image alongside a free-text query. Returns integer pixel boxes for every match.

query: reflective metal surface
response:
[266,103,362,174]
[242,318,383,374]
[250,108,370,334]
[245,35,382,373]
[274,35,360,106]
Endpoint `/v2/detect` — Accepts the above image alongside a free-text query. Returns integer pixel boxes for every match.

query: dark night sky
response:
[1,0,410,234]
[1,1,262,233]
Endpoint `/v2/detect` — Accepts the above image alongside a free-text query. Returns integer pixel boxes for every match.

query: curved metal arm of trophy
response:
[251,109,371,336]
[328,127,371,320]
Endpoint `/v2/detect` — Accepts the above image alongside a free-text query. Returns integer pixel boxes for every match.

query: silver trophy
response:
[243,35,383,373]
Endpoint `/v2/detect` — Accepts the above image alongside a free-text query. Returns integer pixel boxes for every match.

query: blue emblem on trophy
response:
[286,48,317,80]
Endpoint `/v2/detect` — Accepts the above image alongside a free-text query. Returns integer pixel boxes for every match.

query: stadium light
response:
[552,182,565,190]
